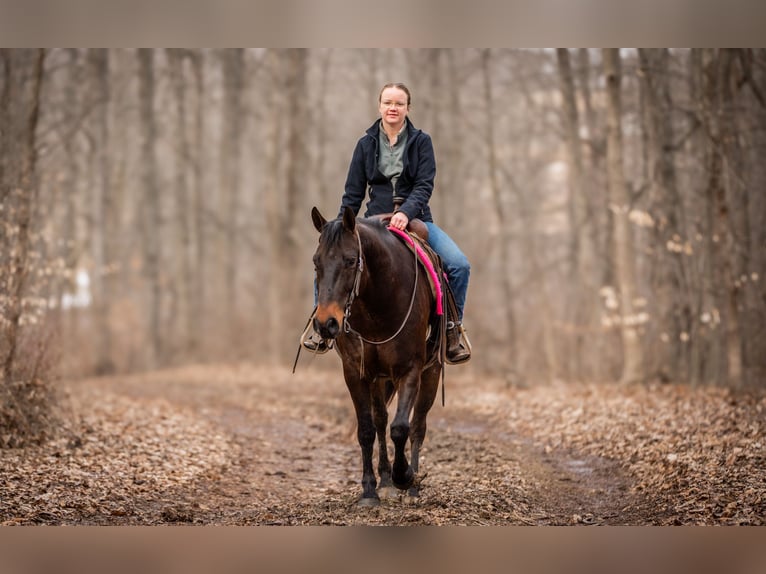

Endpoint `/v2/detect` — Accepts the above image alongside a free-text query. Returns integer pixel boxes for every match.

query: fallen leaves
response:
[496,381,766,525]
[1,365,763,525]
[0,386,238,525]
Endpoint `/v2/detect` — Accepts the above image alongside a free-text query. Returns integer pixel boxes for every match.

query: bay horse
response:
[310,206,443,506]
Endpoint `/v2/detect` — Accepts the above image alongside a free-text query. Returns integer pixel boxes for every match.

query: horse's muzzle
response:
[314,315,341,340]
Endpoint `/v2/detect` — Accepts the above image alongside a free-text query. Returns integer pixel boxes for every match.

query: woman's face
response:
[378,87,409,129]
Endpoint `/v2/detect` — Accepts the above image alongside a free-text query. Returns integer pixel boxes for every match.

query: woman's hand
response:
[390,211,409,231]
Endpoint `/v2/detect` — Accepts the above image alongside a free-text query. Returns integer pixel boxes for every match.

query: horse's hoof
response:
[403,493,420,506]
[393,469,414,490]
[377,486,399,500]
[357,496,380,508]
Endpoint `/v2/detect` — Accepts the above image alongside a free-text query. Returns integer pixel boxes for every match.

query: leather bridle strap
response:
[342,228,364,322]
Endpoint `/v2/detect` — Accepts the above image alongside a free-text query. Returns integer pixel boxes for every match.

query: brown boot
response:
[301,324,330,354]
[446,322,471,365]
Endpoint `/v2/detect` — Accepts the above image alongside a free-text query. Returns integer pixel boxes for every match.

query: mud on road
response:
[2,363,763,525]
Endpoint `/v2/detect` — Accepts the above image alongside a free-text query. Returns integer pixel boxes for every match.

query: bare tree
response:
[217,49,246,345]
[87,49,115,374]
[189,49,206,356]
[637,49,692,383]
[557,48,599,380]
[0,49,50,443]
[313,49,334,211]
[480,49,521,381]
[576,49,611,288]
[166,49,195,359]
[264,49,311,362]
[602,49,645,384]
[283,49,311,355]
[714,49,765,388]
[2,48,760,389]
[137,48,162,368]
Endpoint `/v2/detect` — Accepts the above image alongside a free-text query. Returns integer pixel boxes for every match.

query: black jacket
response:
[339,118,434,223]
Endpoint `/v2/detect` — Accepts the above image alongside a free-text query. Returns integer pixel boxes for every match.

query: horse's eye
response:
[344,257,356,268]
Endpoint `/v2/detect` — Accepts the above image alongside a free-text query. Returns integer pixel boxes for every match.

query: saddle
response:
[368,213,441,306]
[380,220,469,368]
[366,214,465,353]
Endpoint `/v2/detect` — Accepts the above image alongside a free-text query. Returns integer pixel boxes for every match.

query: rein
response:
[343,227,419,346]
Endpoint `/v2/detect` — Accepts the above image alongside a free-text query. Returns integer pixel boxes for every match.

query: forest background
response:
[2,48,765,441]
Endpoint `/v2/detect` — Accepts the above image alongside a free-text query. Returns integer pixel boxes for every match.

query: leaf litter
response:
[1,364,763,525]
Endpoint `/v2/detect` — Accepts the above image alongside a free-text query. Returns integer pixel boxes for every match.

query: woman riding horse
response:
[304,82,471,364]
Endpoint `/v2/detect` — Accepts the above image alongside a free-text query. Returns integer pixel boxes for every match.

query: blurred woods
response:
[1,48,765,439]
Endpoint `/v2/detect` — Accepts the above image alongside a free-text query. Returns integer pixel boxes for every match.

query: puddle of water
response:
[562,458,594,476]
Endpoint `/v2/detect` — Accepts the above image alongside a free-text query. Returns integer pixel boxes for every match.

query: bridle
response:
[342,226,419,346]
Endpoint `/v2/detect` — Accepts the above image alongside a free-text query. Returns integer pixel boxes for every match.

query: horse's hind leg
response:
[407,363,441,498]
[372,378,395,498]
[390,369,420,490]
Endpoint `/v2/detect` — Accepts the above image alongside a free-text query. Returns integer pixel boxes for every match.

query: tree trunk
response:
[602,49,645,384]
[88,49,115,375]
[576,48,610,288]
[167,49,194,360]
[283,49,310,358]
[718,49,759,387]
[637,48,691,383]
[265,50,286,364]
[189,49,206,356]
[57,49,82,348]
[314,49,333,212]
[0,49,49,443]
[265,49,310,363]
[688,49,725,386]
[137,48,162,368]
[480,49,523,382]
[218,49,246,348]
[557,48,599,381]
[2,49,45,385]
[706,49,743,386]
[0,50,12,206]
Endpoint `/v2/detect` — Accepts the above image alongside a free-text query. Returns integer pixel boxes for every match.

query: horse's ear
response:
[311,207,327,233]
[342,206,356,233]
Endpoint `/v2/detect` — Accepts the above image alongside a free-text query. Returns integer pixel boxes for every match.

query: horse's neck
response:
[358,229,413,311]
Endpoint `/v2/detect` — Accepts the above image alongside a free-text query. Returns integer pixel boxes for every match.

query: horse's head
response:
[311,206,361,341]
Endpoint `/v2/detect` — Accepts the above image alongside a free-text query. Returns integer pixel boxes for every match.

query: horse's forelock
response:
[320,217,387,246]
[320,218,346,248]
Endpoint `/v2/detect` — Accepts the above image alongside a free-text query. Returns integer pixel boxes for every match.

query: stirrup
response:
[300,316,330,355]
[446,322,472,365]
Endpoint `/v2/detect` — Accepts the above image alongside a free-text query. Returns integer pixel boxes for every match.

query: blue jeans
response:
[425,222,470,321]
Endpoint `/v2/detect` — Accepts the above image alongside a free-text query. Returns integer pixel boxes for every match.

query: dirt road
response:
[1,363,763,525]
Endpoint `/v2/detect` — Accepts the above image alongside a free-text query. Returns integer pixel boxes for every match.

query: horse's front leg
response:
[344,367,379,506]
[390,368,421,490]
[372,378,395,498]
